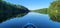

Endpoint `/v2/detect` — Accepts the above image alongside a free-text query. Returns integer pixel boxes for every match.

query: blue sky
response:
[4,0,53,10]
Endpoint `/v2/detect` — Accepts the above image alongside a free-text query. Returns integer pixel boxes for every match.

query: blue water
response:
[0,12,60,28]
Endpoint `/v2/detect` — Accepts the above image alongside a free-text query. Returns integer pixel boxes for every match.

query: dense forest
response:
[0,0,29,23]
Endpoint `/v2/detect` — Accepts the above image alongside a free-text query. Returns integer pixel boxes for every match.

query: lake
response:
[0,12,60,28]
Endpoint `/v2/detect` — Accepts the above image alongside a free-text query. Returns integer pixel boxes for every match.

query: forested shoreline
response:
[0,0,29,23]
[31,0,60,22]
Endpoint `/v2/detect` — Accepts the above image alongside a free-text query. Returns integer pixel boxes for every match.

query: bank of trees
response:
[48,0,60,22]
[31,8,48,14]
[31,0,60,22]
[0,0,29,23]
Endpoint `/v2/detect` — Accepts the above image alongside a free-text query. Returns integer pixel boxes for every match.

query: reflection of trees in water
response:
[49,13,60,22]
[0,0,29,23]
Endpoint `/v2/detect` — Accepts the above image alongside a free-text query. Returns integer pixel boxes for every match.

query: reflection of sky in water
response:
[0,12,60,28]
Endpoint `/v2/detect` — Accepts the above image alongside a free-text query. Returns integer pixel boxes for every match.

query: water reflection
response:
[0,12,29,23]
[0,12,60,28]
[49,13,60,22]
[36,10,60,22]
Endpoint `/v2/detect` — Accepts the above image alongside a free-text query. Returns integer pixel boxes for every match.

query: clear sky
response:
[4,0,53,10]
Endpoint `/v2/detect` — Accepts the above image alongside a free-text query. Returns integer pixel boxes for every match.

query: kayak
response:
[23,23,37,28]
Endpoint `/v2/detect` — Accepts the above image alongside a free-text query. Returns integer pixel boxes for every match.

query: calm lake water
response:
[0,12,60,28]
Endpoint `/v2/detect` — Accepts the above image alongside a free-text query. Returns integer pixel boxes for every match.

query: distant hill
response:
[31,8,48,14]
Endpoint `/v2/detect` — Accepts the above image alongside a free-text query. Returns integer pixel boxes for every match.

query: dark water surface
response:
[0,12,60,28]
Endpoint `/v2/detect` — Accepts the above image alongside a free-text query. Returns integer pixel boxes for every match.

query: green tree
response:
[31,8,48,14]
[48,0,60,22]
[0,0,29,23]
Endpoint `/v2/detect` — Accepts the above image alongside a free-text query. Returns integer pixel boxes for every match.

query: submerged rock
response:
[0,0,29,23]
